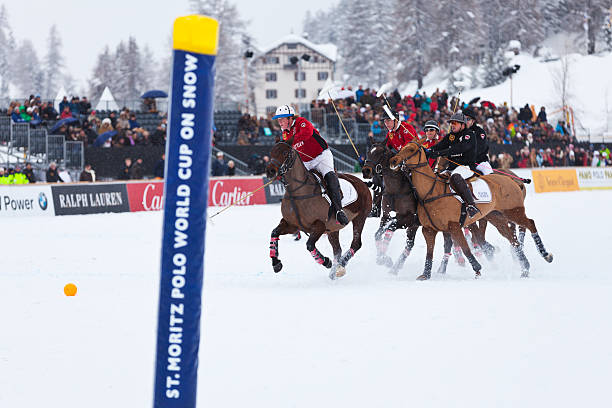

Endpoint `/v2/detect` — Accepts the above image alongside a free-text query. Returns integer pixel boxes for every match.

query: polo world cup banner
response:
[0,185,54,217]
[208,177,266,207]
[51,183,130,215]
[262,177,286,204]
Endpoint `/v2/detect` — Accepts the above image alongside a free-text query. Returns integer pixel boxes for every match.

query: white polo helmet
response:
[272,104,295,119]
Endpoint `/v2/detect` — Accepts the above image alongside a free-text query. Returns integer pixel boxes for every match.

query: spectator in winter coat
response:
[59,96,69,114]
[154,154,165,179]
[60,105,73,119]
[536,107,547,123]
[46,162,63,182]
[23,163,36,183]
[129,158,144,179]
[211,152,228,176]
[79,164,96,182]
[227,160,236,176]
[117,158,132,180]
[371,114,382,139]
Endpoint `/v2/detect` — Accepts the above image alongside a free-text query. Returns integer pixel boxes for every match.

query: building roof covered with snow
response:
[257,34,337,62]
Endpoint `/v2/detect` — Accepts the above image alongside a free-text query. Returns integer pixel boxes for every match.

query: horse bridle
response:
[395,141,429,170]
[270,142,297,182]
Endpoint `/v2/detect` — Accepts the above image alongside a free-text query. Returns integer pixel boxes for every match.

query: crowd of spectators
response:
[7,94,167,149]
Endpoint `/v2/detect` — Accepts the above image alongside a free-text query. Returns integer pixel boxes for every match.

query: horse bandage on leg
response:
[269,236,279,258]
[338,248,355,267]
[310,248,331,268]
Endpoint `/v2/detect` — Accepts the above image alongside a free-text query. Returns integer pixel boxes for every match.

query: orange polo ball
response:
[64,283,77,296]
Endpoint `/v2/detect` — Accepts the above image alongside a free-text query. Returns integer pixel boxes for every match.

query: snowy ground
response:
[1,190,612,407]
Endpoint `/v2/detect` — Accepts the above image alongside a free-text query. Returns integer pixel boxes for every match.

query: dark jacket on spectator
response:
[117,164,131,180]
[79,170,94,182]
[46,168,63,182]
[211,158,228,176]
[154,159,165,178]
[23,167,36,183]
[129,161,144,179]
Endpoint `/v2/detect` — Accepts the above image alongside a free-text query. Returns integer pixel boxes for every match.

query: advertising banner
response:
[532,168,579,193]
[51,183,130,215]
[262,177,286,204]
[575,167,612,190]
[207,177,266,207]
[126,181,165,212]
[0,185,54,217]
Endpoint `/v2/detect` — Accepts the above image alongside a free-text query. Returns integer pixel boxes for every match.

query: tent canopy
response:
[95,86,119,111]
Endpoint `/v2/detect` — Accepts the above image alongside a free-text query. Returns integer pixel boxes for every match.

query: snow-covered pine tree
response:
[302,7,340,45]
[13,39,44,96]
[0,5,16,100]
[393,0,431,89]
[113,41,130,101]
[603,8,612,52]
[124,36,145,99]
[43,25,65,99]
[189,0,248,106]
[141,45,158,91]
[556,0,608,54]
[338,0,394,86]
[88,46,115,101]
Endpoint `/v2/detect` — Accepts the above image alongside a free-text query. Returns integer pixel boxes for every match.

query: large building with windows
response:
[252,34,337,118]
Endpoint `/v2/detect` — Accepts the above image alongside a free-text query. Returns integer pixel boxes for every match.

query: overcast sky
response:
[6,0,336,92]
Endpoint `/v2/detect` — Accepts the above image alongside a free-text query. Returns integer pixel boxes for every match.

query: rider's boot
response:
[325,172,349,225]
[450,173,480,218]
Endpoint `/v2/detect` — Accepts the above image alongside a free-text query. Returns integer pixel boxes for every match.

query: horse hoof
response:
[416,274,430,281]
[389,265,400,276]
[330,265,346,280]
[323,257,332,269]
[272,259,283,273]
[456,258,466,267]
[521,271,529,278]
[544,253,553,263]
[474,271,481,279]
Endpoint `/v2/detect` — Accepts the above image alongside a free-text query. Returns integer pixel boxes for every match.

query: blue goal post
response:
[153,15,218,408]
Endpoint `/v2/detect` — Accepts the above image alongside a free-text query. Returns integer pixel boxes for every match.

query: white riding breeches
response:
[476,161,493,175]
[304,149,335,176]
[451,165,474,179]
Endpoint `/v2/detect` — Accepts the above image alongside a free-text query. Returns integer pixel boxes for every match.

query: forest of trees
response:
[0,0,611,104]
[303,0,612,88]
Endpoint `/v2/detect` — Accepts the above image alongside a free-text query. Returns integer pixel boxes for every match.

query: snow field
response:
[1,190,611,407]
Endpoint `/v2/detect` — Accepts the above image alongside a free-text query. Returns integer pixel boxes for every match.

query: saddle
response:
[310,170,358,209]
[311,170,343,201]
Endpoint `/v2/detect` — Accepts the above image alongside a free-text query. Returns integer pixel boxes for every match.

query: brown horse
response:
[266,142,372,280]
[389,141,553,279]
[363,143,497,276]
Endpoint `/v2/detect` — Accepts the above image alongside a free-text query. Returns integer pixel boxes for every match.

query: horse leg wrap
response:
[453,244,465,266]
[513,245,530,276]
[376,229,394,255]
[518,229,526,249]
[437,253,451,274]
[473,244,483,258]
[466,253,482,274]
[310,248,331,268]
[339,248,356,267]
[417,259,433,280]
[532,232,549,258]
[269,236,279,258]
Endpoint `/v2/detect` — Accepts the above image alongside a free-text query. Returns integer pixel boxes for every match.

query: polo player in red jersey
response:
[273,104,349,225]
[383,110,417,153]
